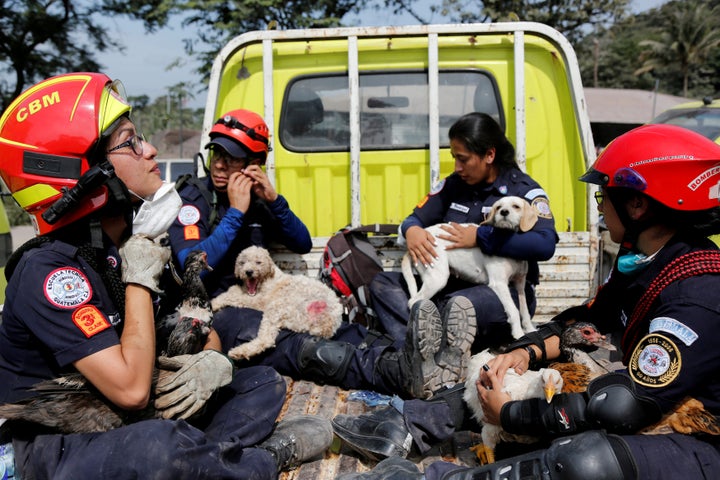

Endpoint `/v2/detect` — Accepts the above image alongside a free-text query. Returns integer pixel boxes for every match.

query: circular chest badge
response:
[44,267,92,309]
[177,205,201,226]
[629,334,681,387]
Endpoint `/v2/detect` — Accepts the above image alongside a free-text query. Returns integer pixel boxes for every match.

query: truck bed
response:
[277,378,483,479]
[273,231,600,477]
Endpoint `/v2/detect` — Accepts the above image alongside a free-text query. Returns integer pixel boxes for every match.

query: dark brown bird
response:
[158,250,214,356]
[0,250,213,434]
[549,321,617,394]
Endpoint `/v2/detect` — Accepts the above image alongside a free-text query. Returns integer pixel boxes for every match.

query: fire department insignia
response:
[44,267,92,309]
[629,334,681,387]
[178,205,201,226]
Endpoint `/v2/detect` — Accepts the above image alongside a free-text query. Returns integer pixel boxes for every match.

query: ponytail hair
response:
[448,112,518,171]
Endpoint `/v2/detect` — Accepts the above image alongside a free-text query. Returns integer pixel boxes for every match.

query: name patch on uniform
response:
[72,305,111,338]
[177,205,201,226]
[449,202,470,214]
[649,317,698,346]
[44,268,92,309]
[184,225,200,240]
[531,198,553,219]
[629,334,681,387]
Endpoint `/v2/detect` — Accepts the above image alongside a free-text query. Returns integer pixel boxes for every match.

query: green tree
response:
[438,0,630,43]
[635,0,720,98]
[0,0,124,109]
[103,0,373,87]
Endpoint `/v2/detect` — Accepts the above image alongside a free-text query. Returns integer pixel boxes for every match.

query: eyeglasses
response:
[212,150,247,168]
[215,115,269,145]
[594,191,605,205]
[107,133,145,156]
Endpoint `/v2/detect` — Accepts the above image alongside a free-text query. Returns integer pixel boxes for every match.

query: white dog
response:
[401,196,538,339]
[212,246,343,361]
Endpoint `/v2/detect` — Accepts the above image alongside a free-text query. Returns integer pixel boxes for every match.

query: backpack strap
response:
[622,249,720,362]
[175,174,220,232]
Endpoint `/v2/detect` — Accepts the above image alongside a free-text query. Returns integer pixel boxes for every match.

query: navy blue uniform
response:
[0,238,286,479]
[370,170,558,349]
[586,236,720,477]
[419,235,720,478]
[168,177,312,298]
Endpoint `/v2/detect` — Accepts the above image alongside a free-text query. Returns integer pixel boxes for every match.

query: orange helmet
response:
[0,72,131,235]
[206,109,270,164]
[581,124,720,211]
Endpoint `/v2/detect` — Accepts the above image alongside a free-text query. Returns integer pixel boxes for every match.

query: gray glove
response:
[154,350,234,420]
[119,234,171,293]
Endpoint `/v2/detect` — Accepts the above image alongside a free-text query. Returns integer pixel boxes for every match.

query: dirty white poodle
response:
[212,246,343,361]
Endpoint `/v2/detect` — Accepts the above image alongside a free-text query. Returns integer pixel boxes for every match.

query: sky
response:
[99,0,668,110]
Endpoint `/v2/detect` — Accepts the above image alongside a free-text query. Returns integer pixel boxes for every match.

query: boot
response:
[376,298,476,399]
[437,296,477,383]
[332,403,412,460]
[336,457,423,480]
[258,415,333,471]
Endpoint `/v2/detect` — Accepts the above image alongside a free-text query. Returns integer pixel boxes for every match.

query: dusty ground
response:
[278,378,483,480]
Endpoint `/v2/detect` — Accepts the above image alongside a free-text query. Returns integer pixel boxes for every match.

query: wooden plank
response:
[278,379,483,479]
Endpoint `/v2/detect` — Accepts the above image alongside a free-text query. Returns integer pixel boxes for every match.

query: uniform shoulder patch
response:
[629,334,681,387]
[429,178,445,195]
[44,267,92,309]
[72,305,111,338]
[177,205,201,226]
[531,197,553,219]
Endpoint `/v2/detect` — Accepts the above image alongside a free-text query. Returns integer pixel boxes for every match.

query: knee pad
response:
[586,373,662,434]
[544,431,638,480]
[297,337,354,385]
[440,431,637,480]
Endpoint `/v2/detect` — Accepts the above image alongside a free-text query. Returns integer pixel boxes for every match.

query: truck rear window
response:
[279,71,502,152]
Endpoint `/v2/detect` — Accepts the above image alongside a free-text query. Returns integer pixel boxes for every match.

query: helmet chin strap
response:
[610,193,660,275]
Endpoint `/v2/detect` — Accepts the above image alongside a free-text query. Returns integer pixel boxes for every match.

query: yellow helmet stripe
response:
[13,183,61,209]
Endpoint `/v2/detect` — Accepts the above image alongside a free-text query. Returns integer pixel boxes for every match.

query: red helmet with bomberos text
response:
[581,124,720,212]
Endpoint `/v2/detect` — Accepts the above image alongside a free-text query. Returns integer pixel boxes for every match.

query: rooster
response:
[0,250,213,434]
[464,321,616,464]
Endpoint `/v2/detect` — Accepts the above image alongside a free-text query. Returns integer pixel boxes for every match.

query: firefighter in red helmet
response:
[0,74,331,479]
[167,108,311,299]
[336,124,720,479]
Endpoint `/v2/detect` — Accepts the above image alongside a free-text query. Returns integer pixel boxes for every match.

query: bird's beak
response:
[544,381,557,403]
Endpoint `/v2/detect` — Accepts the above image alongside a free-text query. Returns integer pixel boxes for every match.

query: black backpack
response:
[319,224,399,327]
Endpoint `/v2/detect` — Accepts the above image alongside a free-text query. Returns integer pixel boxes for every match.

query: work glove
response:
[154,350,234,420]
[119,234,171,293]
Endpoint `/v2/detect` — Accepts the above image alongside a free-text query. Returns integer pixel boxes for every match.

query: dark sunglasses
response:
[215,116,269,145]
[107,133,145,156]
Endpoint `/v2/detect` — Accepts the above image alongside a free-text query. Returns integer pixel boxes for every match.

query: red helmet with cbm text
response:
[581,124,720,211]
[0,72,132,235]
[206,109,270,163]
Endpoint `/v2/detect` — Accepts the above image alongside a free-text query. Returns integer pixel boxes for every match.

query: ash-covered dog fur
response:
[212,246,343,360]
[401,195,538,339]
